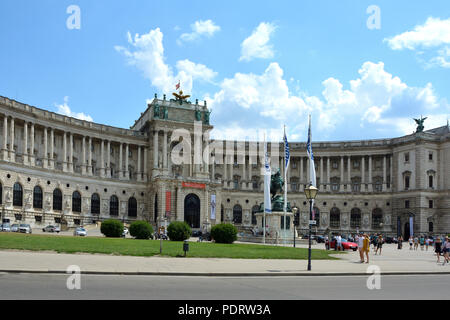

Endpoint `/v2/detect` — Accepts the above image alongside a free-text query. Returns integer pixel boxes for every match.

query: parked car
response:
[385,236,398,244]
[316,235,325,243]
[19,224,32,234]
[1,223,11,232]
[42,225,60,233]
[325,238,358,251]
[10,224,19,232]
[73,227,87,236]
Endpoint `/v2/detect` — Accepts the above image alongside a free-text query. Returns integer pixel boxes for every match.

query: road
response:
[1,273,449,300]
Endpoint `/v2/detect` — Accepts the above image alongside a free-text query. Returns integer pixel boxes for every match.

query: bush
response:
[211,223,237,244]
[167,221,192,241]
[100,219,124,238]
[130,221,153,240]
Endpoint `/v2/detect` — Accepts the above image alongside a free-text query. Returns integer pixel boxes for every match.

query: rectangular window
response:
[332,161,338,169]
[34,216,42,223]
[405,176,410,190]
[353,160,360,169]
[429,175,433,188]
[405,200,410,209]
[429,200,433,209]
[429,152,433,161]
[404,152,409,162]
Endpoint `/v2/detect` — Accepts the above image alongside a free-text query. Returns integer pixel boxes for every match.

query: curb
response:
[1,269,450,277]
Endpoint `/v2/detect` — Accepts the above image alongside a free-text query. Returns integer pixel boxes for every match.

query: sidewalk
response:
[0,244,449,276]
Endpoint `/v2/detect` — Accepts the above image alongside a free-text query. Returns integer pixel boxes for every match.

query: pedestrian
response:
[435,237,442,263]
[375,234,383,255]
[409,236,413,250]
[363,233,370,263]
[336,234,343,251]
[397,235,403,249]
[443,237,450,265]
[357,233,364,263]
[414,236,419,250]
[419,235,425,251]
[425,237,430,251]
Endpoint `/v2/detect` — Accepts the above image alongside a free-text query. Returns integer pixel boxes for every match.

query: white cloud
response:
[385,17,450,69]
[115,28,217,95]
[178,20,220,44]
[55,96,93,122]
[239,22,276,62]
[384,17,450,50]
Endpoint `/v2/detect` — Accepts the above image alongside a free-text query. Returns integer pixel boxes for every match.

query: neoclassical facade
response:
[1,94,449,237]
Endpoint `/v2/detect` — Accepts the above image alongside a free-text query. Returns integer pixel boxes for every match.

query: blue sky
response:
[0,0,449,142]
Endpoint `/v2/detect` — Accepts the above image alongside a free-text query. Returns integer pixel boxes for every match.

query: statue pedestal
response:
[255,211,295,243]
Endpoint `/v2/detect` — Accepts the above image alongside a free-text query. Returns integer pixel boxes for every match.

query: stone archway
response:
[184,194,200,229]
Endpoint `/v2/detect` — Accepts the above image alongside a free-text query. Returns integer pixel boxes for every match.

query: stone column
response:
[125,143,129,180]
[327,157,330,191]
[361,156,365,191]
[320,157,324,191]
[143,147,148,182]
[382,155,387,191]
[153,131,158,169]
[137,146,142,181]
[100,140,105,178]
[30,123,35,166]
[347,156,351,190]
[49,128,54,169]
[340,156,344,192]
[63,132,67,172]
[81,136,86,175]
[9,117,14,161]
[107,141,111,178]
[368,155,373,192]
[389,155,393,190]
[69,133,73,172]
[163,130,168,170]
[43,127,48,169]
[300,157,304,192]
[119,143,123,179]
[2,116,7,161]
[23,122,28,165]
[242,154,246,190]
[88,137,92,176]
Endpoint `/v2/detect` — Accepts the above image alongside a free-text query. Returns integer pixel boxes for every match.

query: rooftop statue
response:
[172,90,191,105]
[414,116,427,133]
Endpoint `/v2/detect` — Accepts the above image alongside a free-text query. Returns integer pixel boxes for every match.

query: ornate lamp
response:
[304,184,319,271]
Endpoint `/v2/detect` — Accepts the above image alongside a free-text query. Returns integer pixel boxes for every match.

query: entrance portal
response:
[404,222,410,240]
[184,194,200,229]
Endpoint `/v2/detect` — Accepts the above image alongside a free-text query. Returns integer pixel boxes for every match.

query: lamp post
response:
[304,184,318,271]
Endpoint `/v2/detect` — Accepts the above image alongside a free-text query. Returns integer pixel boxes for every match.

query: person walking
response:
[419,235,425,251]
[435,237,442,263]
[336,234,343,251]
[357,233,364,263]
[397,235,403,249]
[425,237,430,251]
[414,236,419,250]
[409,236,413,250]
[443,237,450,265]
[362,234,370,263]
[375,234,383,255]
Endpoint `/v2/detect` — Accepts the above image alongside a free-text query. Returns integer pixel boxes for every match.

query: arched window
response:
[251,205,259,225]
[33,186,43,209]
[233,204,242,224]
[72,191,81,213]
[53,189,62,211]
[110,195,119,216]
[330,207,340,228]
[91,193,100,215]
[350,208,361,229]
[372,208,383,228]
[128,197,137,217]
[13,183,23,207]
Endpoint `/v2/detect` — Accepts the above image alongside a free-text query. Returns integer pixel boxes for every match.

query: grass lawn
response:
[0,233,343,260]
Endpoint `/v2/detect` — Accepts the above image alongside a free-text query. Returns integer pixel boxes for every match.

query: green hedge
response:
[167,221,192,241]
[211,223,237,244]
[100,219,124,238]
[130,221,153,240]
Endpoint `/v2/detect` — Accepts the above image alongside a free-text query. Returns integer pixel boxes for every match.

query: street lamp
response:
[304,184,319,271]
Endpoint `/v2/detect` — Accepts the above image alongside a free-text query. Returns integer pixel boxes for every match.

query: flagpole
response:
[263,133,266,245]
[283,125,287,246]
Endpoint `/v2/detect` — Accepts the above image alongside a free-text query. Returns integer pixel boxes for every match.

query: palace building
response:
[0,94,449,238]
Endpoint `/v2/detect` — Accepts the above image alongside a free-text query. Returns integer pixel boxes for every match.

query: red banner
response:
[165,191,171,216]
[182,182,206,189]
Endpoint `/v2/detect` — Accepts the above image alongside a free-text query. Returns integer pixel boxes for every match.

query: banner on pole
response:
[211,194,216,220]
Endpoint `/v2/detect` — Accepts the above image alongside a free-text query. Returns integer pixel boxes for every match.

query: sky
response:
[0,0,449,142]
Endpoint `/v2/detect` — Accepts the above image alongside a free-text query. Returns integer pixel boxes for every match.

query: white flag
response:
[307,115,316,218]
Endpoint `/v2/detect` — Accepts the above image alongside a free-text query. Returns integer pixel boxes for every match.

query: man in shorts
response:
[357,233,364,263]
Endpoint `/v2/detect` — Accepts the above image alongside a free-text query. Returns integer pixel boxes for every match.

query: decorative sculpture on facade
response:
[257,168,292,212]
[414,116,427,133]
[154,103,160,118]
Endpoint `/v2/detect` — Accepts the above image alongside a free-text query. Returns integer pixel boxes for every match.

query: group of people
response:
[407,235,433,251]
[431,235,450,265]
[355,233,372,263]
